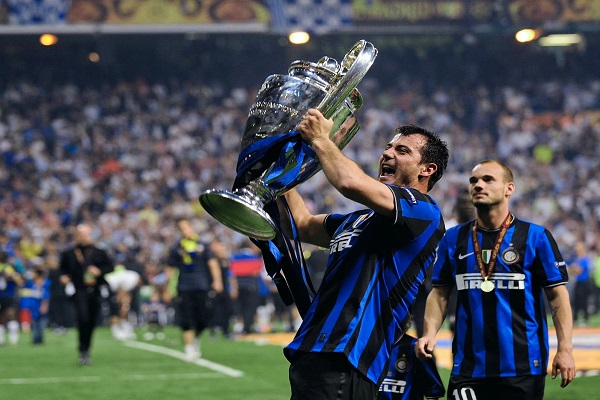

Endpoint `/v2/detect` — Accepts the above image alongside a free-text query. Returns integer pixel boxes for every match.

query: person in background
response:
[105,264,141,340]
[19,267,51,344]
[209,239,238,339]
[433,187,476,338]
[281,109,449,399]
[592,245,600,315]
[569,240,591,327]
[229,240,263,335]
[59,224,114,365]
[416,160,575,399]
[166,218,223,361]
[259,266,300,333]
[0,250,24,345]
[304,245,329,292]
[378,333,445,400]
[140,290,168,340]
[140,261,172,336]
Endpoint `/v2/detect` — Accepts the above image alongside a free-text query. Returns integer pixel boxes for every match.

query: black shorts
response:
[289,352,377,400]
[177,290,213,333]
[0,296,18,315]
[448,375,545,400]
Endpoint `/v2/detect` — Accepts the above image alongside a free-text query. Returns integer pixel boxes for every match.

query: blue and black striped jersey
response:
[284,185,445,385]
[432,218,568,378]
[378,335,445,400]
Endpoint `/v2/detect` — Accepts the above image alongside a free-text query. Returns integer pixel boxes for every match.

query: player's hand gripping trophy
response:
[199,40,377,240]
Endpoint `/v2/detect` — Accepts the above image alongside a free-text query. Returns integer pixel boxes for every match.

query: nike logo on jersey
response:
[458,252,474,260]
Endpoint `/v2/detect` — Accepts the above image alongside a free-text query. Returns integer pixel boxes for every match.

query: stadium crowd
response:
[1,46,600,343]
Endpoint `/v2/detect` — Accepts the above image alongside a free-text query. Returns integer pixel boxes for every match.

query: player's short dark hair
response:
[478,159,514,183]
[395,124,449,191]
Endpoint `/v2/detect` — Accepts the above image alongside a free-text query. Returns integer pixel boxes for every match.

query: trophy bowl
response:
[199,40,377,240]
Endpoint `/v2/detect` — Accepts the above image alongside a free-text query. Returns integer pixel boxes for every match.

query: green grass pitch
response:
[0,326,597,399]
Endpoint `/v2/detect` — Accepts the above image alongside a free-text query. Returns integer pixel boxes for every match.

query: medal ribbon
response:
[471,213,512,283]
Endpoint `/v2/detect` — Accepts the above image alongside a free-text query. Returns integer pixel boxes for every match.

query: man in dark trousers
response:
[167,218,223,361]
[60,224,114,365]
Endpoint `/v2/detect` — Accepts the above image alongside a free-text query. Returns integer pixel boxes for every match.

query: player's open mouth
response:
[380,165,395,177]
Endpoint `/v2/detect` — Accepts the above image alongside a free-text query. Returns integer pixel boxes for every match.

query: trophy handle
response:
[318,40,378,119]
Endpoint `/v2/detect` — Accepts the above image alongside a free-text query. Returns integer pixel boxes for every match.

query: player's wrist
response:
[556,345,573,352]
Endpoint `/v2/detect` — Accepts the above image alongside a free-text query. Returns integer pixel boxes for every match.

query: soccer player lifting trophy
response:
[199,40,378,241]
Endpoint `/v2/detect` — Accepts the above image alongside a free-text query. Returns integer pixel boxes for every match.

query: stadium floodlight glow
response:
[515,29,538,43]
[39,33,58,46]
[538,33,583,47]
[288,31,310,45]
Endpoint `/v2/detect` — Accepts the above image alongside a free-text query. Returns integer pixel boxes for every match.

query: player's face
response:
[469,162,513,208]
[178,220,195,238]
[210,241,229,258]
[379,133,427,187]
[75,224,93,245]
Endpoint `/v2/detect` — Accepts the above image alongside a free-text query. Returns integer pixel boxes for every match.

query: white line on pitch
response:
[0,376,102,385]
[122,340,244,377]
[126,372,222,380]
[0,373,222,385]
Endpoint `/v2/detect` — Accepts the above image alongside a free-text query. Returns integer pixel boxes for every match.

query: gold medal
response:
[472,213,512,295]
[480,278,495,292]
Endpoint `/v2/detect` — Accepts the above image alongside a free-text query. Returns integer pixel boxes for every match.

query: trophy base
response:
[199,189,277,240]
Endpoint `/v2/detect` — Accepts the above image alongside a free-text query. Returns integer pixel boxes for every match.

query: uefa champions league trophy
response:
[199,40,378,240]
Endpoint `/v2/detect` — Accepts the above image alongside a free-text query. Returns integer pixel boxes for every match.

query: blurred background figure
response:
[0,251,24,345]
[258,267,298,333]
[229,240,263,335]
[209,239,238,340]
[140,290,168,341]
[304,245,329,292]
[59,224,114,365]
[166,218,223,361]
[19,267,51,344]
[139,260,172,335]
[593,245,600,315]
[569,241,592,327]
[105,264,141,340]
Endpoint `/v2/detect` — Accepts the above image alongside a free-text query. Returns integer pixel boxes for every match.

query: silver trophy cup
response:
[199,40,378,240]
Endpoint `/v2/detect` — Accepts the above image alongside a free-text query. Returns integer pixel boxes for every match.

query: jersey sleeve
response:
[534,228,568,287]
[324,213,346,237]
[388,186,444,239]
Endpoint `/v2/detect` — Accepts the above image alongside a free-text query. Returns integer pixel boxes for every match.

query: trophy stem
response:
[244,179,276,205]
[199,181,278,240]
